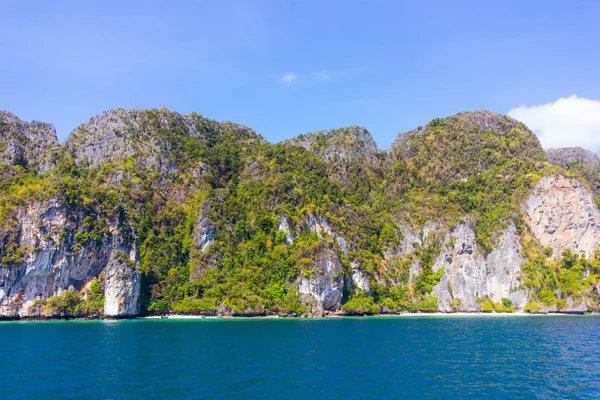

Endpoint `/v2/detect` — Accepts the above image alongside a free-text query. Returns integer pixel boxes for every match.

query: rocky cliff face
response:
[297,248,345,315]
[432,220,527,312]
[0,111,59,173]
[1,107,600,318]
[546,147,600,198]
[0,197,140,318]
[523,174,600,257]
[64,108,261,171]
[288,126,378,165]
[287,126,380,185]
[189,200,217,281]
[547,147,600,172]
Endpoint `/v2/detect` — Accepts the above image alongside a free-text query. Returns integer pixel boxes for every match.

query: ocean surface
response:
[1,315,600,399]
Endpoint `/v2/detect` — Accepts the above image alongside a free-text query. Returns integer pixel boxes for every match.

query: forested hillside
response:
[1,108,599,319]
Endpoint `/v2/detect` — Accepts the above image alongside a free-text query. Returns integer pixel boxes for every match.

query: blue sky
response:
[1,0,599,151]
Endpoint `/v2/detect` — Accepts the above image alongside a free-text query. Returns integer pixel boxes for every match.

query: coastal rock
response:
[0,196,141,318]
[432,219,527,312]
[523,174,600,257]
[103,236,140,317]
[297,249,344,314]
[559,297,587,314]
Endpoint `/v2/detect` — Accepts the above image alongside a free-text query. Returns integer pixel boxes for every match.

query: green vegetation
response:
[343,289,379,315]
[523,302,541,313]
[4,109,600,317]
[480,297,516,313]
[29,281,104,316]
[520,250,600,309]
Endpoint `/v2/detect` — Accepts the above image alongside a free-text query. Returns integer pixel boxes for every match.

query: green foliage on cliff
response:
[3,108,600,316]
[521,250,600,309]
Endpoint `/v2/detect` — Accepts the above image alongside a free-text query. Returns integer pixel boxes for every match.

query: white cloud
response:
[280,72,298,84]
[508,95,600,151]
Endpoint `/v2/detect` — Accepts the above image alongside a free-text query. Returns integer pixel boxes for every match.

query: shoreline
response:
[1,310,595,322]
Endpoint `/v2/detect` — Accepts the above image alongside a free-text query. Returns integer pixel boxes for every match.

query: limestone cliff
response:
[432,220,527,312]
[2,107,600,318]
[523,174,600,257]
[297,248,345,315]
[0,111,59,173]
[0,196,140,318]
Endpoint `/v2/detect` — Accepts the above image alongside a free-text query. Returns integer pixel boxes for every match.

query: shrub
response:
[524,302,540,313]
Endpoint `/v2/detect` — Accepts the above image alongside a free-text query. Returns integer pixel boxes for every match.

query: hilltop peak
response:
[389,109,546,184]
[0,110,59,173]
[287,125,378,164]
[546,147,600,171]
[63,108,262,170]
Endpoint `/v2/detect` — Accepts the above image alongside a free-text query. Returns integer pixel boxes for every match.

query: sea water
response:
[1,315,600,399]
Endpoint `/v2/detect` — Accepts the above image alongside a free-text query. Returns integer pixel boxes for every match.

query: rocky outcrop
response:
[189,200,217,281]
[277,215,294,245]
[297,249,344,315]
[432,220,527,312]
[0,111,59,173]
[288,126,378,165]
[287,126,379,184]
[383,221,439,285]
[103,230,140,317]
[299,214,333,238]
[193,201,215,252]
[349,261,370,294]
[0,197,140,318]
[523,174,600,257]
[63,108,261,171]
[546,147,600,172]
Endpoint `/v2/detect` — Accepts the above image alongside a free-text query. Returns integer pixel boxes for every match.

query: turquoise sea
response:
[1,315,600,399]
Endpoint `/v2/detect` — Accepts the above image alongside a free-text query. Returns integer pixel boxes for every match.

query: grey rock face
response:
[559,297,587,314]
[0,197,140,318]
[63,108,262,171]
[432,219,527,312]
[0,110,59,173]
[523,174,600,257]
[297,249,344,314]
[189,200,217,281]
[299,214,333,238]
[349,261,371,294]
[104,257,140,317]
[383,221,439,285]
[288,126,378,164]
[104,228,140,317]
[546,147,600,172]
[193,201,215,252]
[277,215,294,245]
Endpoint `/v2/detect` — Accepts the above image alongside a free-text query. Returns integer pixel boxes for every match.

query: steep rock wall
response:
[523,174,600,257]
[432,220,527,312]
[0,197,140,318]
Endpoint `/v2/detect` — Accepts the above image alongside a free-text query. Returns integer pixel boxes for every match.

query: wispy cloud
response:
[508,95,600,151]
[313,71,331,82]
[280,72,298,84]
